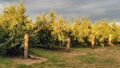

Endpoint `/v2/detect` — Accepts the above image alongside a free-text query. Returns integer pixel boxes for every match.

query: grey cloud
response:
[1,0,120,22]
[0,3,3,13]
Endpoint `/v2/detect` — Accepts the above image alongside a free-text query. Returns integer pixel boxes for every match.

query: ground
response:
[10,56,46,65]
[0,45,120,68]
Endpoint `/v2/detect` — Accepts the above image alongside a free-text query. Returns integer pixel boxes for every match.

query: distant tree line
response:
[0,1,120,55]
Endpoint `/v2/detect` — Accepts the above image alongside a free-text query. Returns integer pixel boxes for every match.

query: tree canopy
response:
[0,1,120,55]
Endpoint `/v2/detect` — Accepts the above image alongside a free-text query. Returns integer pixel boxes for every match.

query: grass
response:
[0,45,120,68]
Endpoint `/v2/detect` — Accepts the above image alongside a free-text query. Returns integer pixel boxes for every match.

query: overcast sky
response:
[0,0,120,22]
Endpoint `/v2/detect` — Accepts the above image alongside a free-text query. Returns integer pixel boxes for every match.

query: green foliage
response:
[111,20,120,43]
[0,26,7,44]
[0,1,33,55]
[31,12,55,48]
[51,15,64,46]
[71,17,83,46]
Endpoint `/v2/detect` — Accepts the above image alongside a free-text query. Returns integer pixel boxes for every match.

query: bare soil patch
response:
[10,55,46,65]
[63,51,87,56]
[54,49,86,56]
[93,48,107,53]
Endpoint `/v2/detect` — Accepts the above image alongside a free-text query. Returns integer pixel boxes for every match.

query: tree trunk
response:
[60,41,62,48]
[91,34,95,49]
[108,34,113,46]
[24,34,29,59]
[66,38,70,52]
